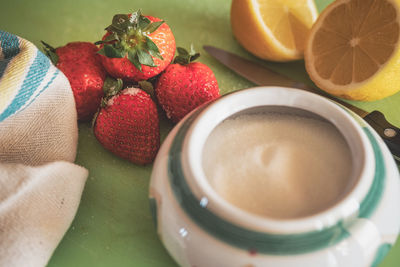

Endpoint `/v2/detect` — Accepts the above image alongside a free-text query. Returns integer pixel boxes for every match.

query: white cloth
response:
[0,30,88,266]
[0,162,87,267]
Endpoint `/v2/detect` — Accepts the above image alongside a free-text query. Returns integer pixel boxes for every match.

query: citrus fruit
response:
[305,0,400,101]
[231,0,318,61]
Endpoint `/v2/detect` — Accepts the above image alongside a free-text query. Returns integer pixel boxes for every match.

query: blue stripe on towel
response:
[20,69,60,113]
[0,31,20,78]
[0,50,51,122]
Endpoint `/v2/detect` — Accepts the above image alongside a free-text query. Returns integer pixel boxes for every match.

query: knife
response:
[204,45,400,162]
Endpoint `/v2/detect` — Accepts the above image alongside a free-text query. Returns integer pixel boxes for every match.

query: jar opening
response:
[201,106,358,220]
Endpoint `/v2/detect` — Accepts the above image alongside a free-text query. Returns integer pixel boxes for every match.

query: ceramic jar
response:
[149,87,400,267]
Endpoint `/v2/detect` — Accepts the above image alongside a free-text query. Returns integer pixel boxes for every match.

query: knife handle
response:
[363,111,400,162]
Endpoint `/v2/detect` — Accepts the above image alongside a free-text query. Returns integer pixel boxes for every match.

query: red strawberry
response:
[93,79,160,164]
[96,10,175,82]
[155,46,220,123]
[42,41,106,121]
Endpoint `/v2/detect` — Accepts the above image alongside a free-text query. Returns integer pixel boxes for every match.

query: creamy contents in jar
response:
[202,112,353,219]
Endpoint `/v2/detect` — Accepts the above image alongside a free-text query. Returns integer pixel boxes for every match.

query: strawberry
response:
[96,10,176,82]
[93,79,160,164]
[42,41,107,121]
[155,46,220,123]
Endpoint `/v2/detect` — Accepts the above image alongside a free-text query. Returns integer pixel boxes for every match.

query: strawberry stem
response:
[102,77,124,106]
[173,44,200,65]
[138,80,154,98]
[96,10,165,71]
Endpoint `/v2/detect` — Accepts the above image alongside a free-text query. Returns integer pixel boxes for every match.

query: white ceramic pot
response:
[149,87,400,267]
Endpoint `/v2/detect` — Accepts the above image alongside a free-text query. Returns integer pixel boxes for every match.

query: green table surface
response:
[1,0,400,266]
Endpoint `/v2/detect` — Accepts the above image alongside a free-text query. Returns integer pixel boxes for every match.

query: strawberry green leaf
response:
[97,48,106,56]
[145,37,163,60]
[177,47,188,57]
[137,49,156,67]
[99,44,125,58]
[143,21,164,34]
[41,40,55,50]
[138,80,154,98]
[128,50,142,71]
[48,52,59,65]
[102,76,123,97]
[148,49,163,60]
[106,33,119,42]
[105,25,124,35]
[174,46,200,65]
[41,41,59,65]
[190,53,200,62]
[189,44,200,61]
[138,16,151,30]
[95,33,119,45]
[174,57,188,65]
[112,14,130,31]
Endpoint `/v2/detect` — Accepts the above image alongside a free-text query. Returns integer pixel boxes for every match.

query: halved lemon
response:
[305,0,400,101]
[231,0,318,61]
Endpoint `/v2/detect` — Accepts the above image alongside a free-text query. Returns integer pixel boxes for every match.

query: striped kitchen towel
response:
[0,30,78,164]
[0,31,59,122]
[0,31,88,267]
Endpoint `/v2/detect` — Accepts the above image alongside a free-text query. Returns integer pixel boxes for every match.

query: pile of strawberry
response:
[42,10,220,165]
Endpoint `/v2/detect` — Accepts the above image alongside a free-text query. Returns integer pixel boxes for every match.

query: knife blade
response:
[204,45,400,162]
